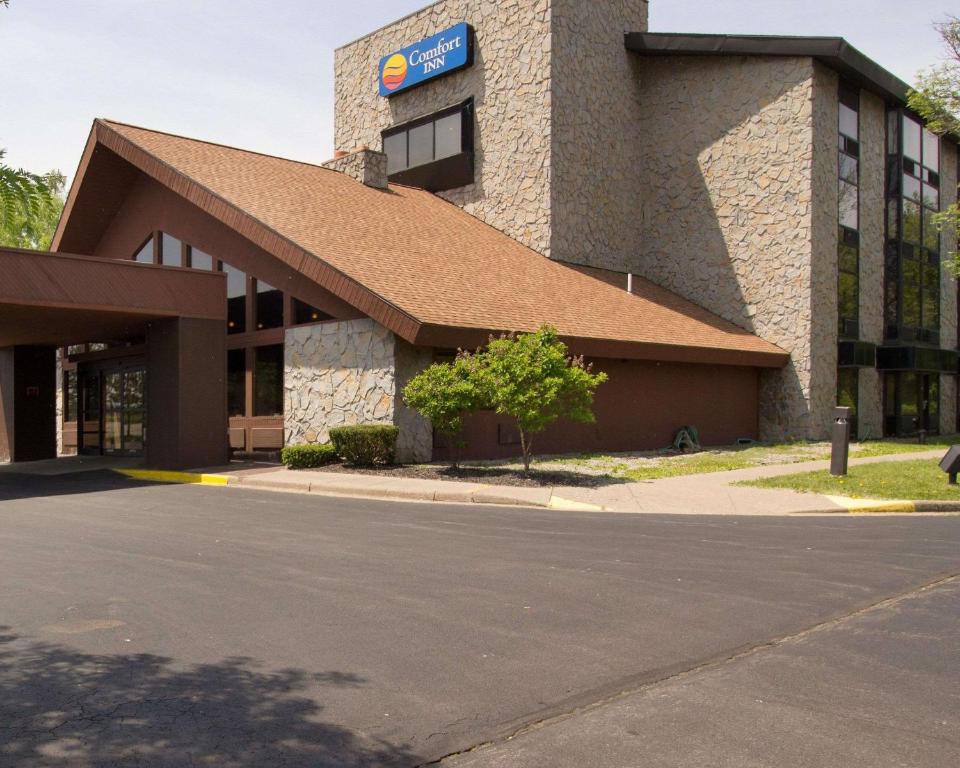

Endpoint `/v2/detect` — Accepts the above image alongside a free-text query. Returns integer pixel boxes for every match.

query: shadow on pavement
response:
[0,470,158,502]
[0,626,419,767]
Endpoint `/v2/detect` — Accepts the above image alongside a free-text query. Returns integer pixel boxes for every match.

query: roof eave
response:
[413,323,789,368]
[624,32,919,113]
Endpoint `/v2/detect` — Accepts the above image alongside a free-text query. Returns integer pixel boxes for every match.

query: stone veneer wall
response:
[940,140,959,434]
[284,319,433,463]
[808,63,841,440]
[550,0,647,272]
[857,90,887,440]
[634,55,825,440]
[334,0,554,256]
[321,148,388,189]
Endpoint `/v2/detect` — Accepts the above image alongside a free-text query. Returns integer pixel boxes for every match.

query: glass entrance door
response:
[103,368,146,456]
[79,365,146,457]
[79,370,101,455]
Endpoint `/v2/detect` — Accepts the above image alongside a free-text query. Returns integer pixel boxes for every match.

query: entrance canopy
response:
[0,247,225,346]
[1,247,228,469]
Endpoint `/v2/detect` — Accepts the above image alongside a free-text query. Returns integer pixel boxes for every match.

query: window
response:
[292,298,332,326]
[381,100,474,192]
[222,262,247,334]
[133,238,154,264]
[885,110,941,343]
[160,233,182,267]
[883,372,941,436]
[837,367,859,434]
[837,85,860,340]
[255,279,284,330]
[227,349,246,417]
[254,345,284,417]
[189,247,213,270]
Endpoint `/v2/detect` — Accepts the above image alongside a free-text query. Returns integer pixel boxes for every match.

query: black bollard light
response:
[830,406,852,477]
[938,446,960,485]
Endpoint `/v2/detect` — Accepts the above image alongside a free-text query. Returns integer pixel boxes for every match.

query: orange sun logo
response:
[381,53,408,91]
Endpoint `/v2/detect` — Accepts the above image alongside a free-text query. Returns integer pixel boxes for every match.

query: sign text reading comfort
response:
[379,23,473,97]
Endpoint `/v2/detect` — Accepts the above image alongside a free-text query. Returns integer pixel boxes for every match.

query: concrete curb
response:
[792,499,960,515]
[114,469,231,486]
[226,473,606,511]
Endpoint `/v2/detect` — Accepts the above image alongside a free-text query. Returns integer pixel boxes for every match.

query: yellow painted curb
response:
[823,495,915,514]
[548,495,605,512]
[115,469,230,486]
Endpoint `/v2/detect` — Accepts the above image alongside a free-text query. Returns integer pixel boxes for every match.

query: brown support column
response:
[146,318,228,470]
[0,346,56,463]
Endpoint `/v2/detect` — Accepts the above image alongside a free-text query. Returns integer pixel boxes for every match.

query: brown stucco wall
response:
[447,358,760,461]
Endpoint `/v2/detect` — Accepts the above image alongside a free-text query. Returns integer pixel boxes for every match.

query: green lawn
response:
[739,458,960,501]
[540,435,957,482]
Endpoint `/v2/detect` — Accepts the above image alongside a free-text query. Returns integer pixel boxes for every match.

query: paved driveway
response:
[1,472,959,766]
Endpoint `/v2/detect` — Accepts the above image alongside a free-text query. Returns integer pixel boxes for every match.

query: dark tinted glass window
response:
[903,116,922,163]
[223,262,246,334]
[160,233,182,267]
[435,111,462,160]
[134,238,154,264]
[254,345,284,417]
[255,280,283,330]
[292,298,332,325]
[837,367,859,419]
[839,103,858,140]
[384,132,407,174]
[408,122,434,168]
[227,348,246,417]
[190,247,213,270]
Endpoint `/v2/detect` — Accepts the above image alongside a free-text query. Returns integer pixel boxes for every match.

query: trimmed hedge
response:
[329,424,399,466]
[281,443,339,470]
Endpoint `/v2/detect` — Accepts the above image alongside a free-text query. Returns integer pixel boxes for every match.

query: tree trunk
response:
[519,429,532,473]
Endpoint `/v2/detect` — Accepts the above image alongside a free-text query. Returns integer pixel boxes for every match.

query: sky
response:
[1,0,953,183]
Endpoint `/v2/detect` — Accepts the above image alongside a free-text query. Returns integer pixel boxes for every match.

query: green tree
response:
[0,149,66,249]
[476,326,607,472]
[908,15,960,271]
[403,351,484,469]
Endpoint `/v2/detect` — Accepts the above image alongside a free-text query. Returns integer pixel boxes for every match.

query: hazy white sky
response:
[0,0,953,181]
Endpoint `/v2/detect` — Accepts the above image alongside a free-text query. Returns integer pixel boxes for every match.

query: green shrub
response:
[281,443,339,470]
[329,424,399,466]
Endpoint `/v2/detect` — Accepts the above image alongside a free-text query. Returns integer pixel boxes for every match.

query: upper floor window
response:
[885,110,942,343]
[382,99,474,192]
[838,84,860,340]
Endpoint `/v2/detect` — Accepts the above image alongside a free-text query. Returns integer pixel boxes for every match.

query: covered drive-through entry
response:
[0,247,228,469]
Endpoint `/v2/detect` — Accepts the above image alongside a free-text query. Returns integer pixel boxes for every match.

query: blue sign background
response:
[378,23,473,98]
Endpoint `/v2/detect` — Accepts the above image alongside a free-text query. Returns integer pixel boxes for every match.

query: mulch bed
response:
[309,462,622,488]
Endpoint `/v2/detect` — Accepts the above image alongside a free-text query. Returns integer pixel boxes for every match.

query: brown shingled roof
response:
[54,119,788,367]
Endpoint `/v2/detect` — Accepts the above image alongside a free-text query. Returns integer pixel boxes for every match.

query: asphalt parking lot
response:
[1,471,958,767]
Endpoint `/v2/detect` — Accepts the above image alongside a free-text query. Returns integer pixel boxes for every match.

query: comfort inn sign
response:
[378,23,474,97]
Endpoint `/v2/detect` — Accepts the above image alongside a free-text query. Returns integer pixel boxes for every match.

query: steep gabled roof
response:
[54,119,788,367]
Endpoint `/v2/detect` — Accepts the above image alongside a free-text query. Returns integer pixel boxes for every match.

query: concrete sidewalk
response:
[209,449,952,515]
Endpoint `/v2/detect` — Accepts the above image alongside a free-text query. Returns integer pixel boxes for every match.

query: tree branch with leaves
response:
[0,149,66,250]
[908,15,960,272]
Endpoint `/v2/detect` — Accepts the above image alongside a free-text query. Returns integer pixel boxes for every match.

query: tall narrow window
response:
[254,345,284,417]
[255,279,284,330]
[133,237,154,264]
[885,110,941,343]
[838,85,860,340]
[227,349,246,417]
[222,262,247,334]
[160,233,182,267]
